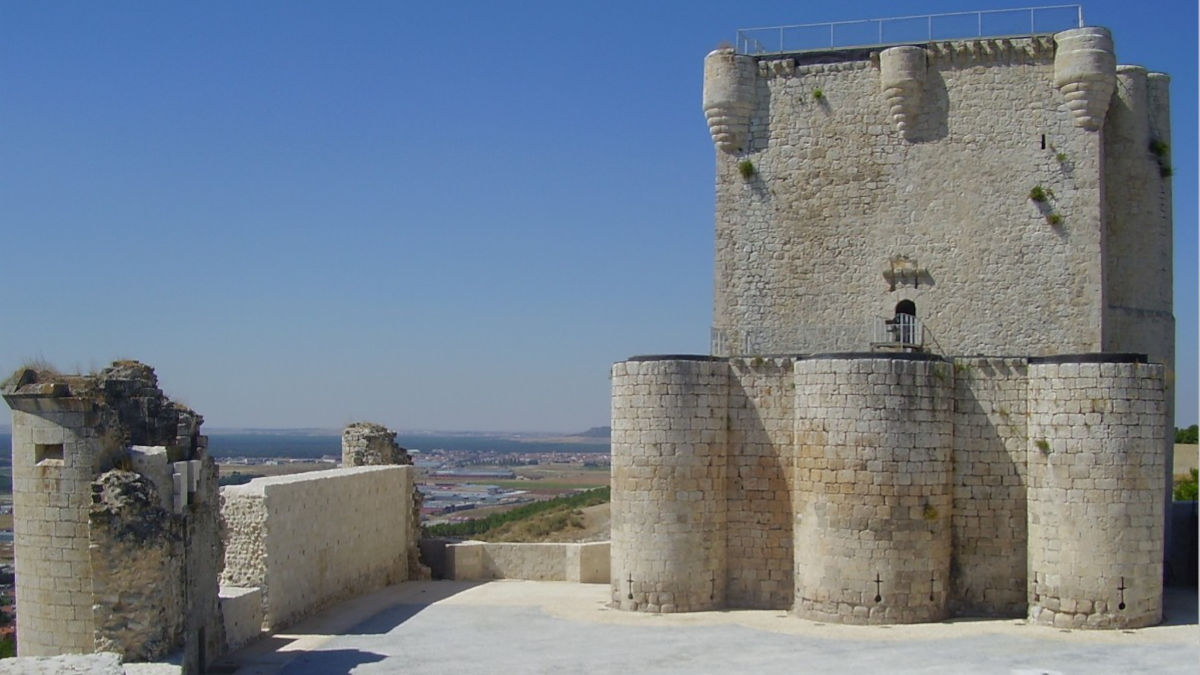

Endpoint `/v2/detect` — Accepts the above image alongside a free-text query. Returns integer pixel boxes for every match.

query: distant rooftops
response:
[735,4,1084,55]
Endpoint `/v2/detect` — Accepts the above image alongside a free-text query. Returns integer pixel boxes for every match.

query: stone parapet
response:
[445,541,609,583]
[220,466,413,630]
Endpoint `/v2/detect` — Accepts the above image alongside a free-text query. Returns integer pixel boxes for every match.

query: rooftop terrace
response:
[213,580,1198,674]
[735,4,1084,55]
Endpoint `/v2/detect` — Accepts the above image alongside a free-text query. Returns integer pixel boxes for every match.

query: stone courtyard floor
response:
[220,580,1198,675]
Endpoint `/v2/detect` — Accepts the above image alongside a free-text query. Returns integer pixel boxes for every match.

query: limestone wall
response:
[725,358,794,608]
[792,355,954,624]
[446,541,609,583]
[710,35,1126,357]
[220,466,412,630]
[7,404,98,655]
[610,357,728,612]
[218,587,263,652]
[949,358,1029,616]
[1026,357,1166,628]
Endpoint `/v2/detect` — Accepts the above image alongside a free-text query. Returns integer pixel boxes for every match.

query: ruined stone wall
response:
[341,422,412,466]
[340,421,427,580]
[792,355,954,624]
[3,362,223,669]
[949,357,1029,616]
[725,358,794,608]
[1026,358,1165,628]
[88,470,183,662]
[220,465,412,630]
[708,32,1142,357]
[610,357,728,612]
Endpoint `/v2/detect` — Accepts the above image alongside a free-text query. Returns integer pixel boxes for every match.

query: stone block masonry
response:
[220,465,413,630]
[1026,358,1166,628]
[445,541,610,583]
[617,19,1175,628]
[2,361,224,672]
[610,353,1166,626]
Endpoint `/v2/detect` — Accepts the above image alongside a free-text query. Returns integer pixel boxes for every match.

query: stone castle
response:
[610,24,1173,628]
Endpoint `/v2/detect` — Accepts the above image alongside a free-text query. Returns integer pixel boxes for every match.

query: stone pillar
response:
[610,356,728,612]
[702,48,757,154]
[1054,27,1116,130]
[793,354,954,624]
[1026,356,1165,628]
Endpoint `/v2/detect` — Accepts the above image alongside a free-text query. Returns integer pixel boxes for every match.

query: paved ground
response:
[221,581,1198,675]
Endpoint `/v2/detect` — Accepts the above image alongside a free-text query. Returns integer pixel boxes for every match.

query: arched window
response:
[894,300,916,344]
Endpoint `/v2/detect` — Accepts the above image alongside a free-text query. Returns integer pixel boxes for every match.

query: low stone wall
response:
[219,586,264,652]
[446,541,609,583]
[221,466,412,630]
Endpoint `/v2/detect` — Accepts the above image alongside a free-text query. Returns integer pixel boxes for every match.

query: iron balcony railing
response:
[735,4,1084,55]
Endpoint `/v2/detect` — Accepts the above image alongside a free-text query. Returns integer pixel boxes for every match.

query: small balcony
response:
[870,315,926,352]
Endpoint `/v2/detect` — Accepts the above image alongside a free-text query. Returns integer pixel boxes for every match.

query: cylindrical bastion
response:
[610,356,729,612]
[1026,355,1165,628]
[792,354,954,624]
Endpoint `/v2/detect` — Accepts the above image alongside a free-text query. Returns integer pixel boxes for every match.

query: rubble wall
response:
[710,35,1115,356]
[220,466,412,630]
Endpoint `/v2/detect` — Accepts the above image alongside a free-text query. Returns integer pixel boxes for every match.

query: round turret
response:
[702,48,757,153]
[1053,27,1116,130]
[878,46,927,139]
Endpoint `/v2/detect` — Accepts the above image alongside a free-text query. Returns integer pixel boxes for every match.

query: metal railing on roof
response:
[735,5,1084,55]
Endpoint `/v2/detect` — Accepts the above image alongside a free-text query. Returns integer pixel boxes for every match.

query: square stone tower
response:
[704,27,1172,369]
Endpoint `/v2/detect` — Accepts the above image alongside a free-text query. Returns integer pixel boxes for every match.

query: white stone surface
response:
[219,586,264,652]
[446,541,609,583]
[220,465,413,630]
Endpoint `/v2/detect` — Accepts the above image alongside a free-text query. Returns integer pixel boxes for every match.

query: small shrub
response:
[1173,468,1198,501]
[812,88,824,101]
[1035,439,1051,454]
[738,159,756,179]
[1028,186,1048,202]
[1176,425,1198,444]
[1149,139,1169,157]
[1159,165,1173,178]
[1055,152,1067,163]
[1046,213,1063,226]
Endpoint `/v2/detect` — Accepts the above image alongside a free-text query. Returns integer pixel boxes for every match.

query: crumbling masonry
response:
[2,362,223,670]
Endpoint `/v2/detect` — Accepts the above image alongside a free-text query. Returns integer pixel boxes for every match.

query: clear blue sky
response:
[1,1,1195,432]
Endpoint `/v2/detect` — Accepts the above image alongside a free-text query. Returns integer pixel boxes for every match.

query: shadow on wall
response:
[910,66,949,144]
[1165,501,1197,587]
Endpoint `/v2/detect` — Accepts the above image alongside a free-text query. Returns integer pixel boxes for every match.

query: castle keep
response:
[610,22,1172,628]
